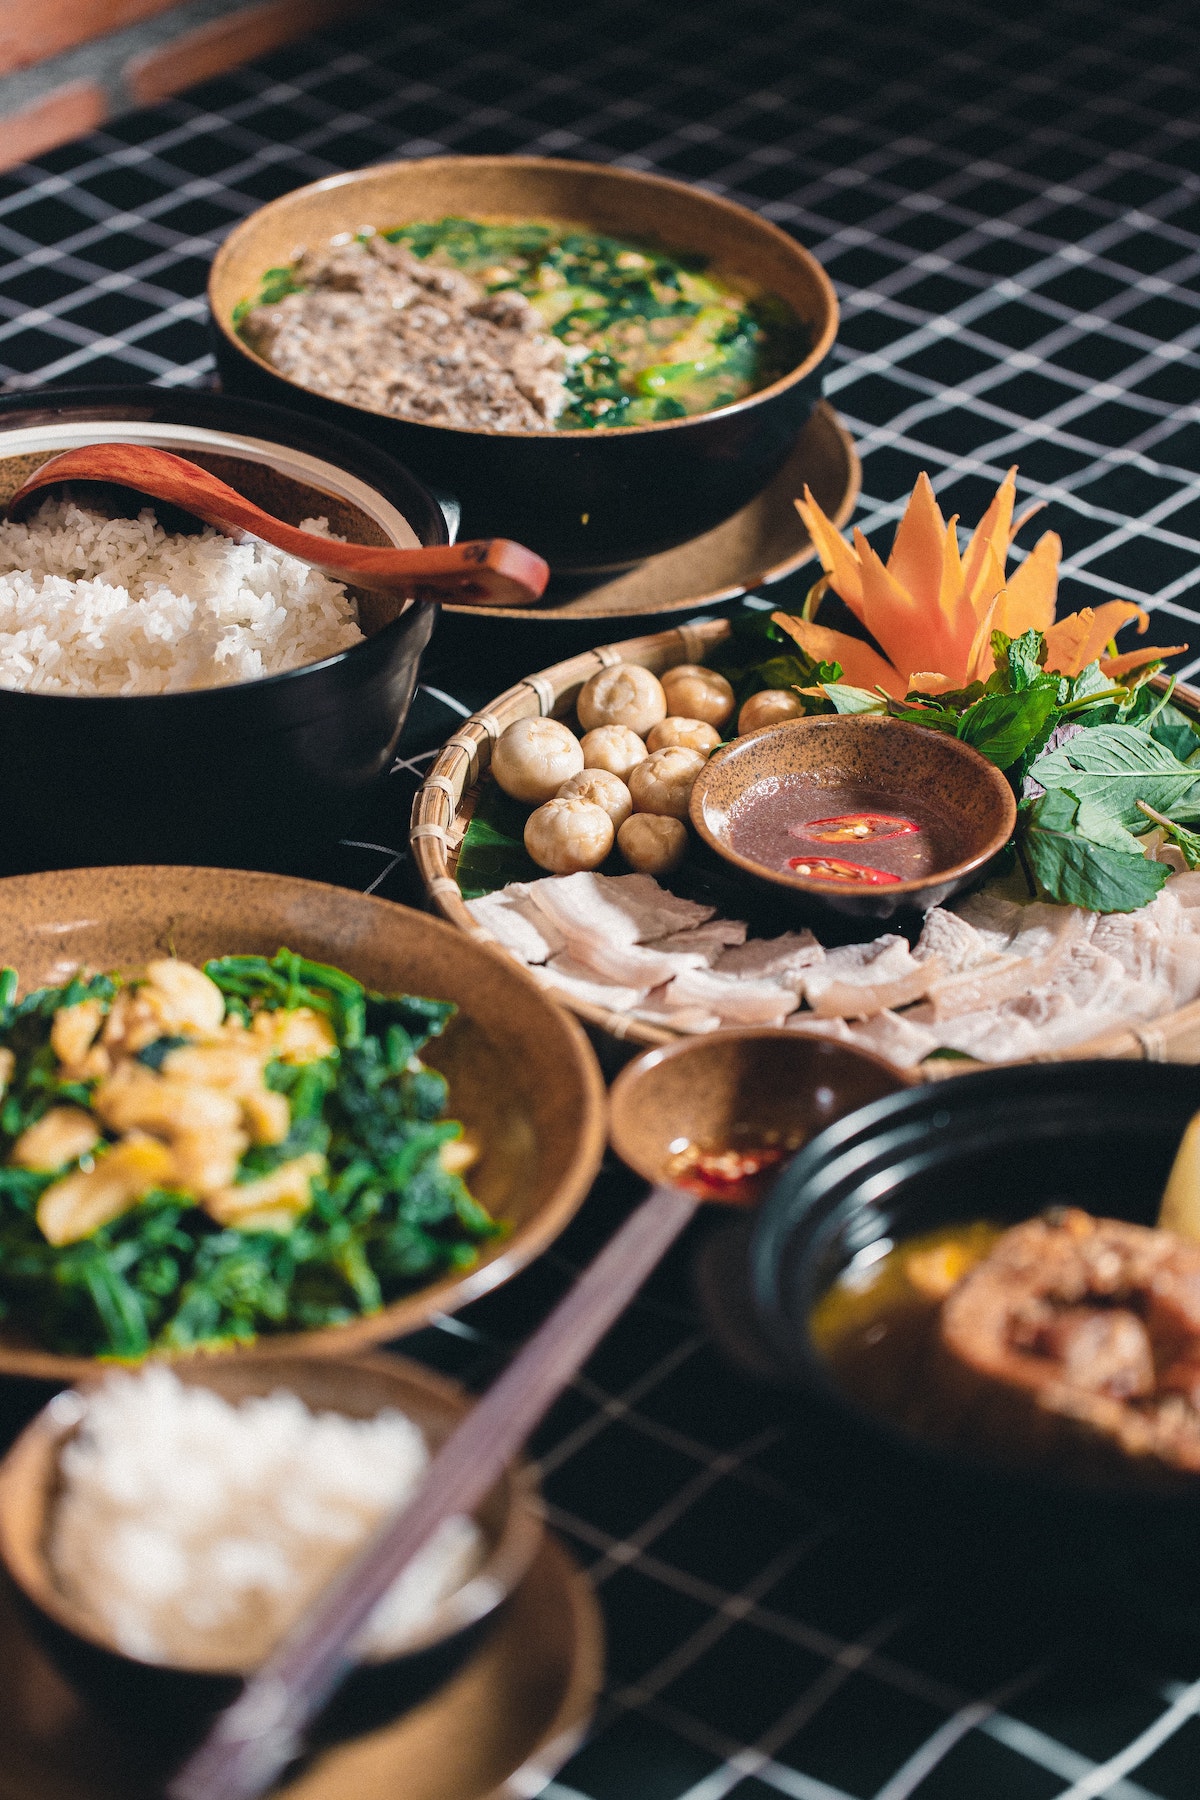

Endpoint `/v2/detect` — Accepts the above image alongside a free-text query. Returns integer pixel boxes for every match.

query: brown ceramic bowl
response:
[689,715,1017,923]
[0,865,606,1379]
[609,1028,911,1189]
[0,1353,542,1751]
[208,155,838,574]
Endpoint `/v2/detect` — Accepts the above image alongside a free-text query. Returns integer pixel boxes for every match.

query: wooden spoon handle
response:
[7,444,550,609]
[167,1183,700,1800]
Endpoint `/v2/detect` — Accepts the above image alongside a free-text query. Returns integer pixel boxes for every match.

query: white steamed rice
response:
[48,1366,483,1670]
[0,497,365,696]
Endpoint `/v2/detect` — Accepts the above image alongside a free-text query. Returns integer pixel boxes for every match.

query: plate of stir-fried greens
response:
[0,950,497,1360]
[0,870,605,1375]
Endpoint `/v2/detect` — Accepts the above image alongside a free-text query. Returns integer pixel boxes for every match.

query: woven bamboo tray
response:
[410,621,1200,1069]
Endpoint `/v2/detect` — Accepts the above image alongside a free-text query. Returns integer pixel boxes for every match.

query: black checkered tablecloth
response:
[2,2,1200,1795]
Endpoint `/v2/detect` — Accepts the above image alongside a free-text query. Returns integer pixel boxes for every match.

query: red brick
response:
[0,0,180,77]
[0,80,107,173]
[126,0,370,105]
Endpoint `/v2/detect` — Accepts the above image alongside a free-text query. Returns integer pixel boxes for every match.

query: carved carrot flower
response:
[786,470,1183,695]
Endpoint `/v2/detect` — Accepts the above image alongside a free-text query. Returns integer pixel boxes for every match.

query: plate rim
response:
[442,399,859,621]
[0,1520,603,1800]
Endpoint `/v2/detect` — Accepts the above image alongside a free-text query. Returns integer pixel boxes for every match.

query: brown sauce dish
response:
[689,714,1017,923]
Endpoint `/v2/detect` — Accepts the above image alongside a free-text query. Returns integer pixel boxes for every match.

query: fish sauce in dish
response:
[237,217,808,433]
[728,778,956,885]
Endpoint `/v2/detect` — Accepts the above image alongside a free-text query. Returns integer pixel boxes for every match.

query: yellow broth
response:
[809,1223,1005,1439]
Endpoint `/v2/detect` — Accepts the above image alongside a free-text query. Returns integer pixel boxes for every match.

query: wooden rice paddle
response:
[167,1181,723,1800]
[6,444,550,609]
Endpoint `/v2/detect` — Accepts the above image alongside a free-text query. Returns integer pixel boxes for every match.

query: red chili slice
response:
[795,812,920,844]
[786,855,903,885]
[669,1144,786,1204]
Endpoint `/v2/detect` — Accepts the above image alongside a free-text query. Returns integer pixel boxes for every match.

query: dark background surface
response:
[2,1,1200,1794]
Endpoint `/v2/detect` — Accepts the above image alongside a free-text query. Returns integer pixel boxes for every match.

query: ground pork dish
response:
[237,218,807,433]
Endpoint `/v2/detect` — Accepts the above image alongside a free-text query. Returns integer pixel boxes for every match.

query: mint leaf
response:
[824,684,888,715]
[1028,724,1200,831]
[1147,700,1200,765]
[1005,629,1048,692]
[956,686,1059,768]
[1073,797,1147,856]
[1023,791,1170,911]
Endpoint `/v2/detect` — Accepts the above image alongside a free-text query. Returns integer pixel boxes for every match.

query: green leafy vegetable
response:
[1029,723,1200,831]
[0,950,497,1359]
[955,686,1059,767]
[823,684,887,715]
[1135,800,1200,870]
[1023,789,1170,911]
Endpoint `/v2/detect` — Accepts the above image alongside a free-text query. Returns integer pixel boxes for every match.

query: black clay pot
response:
[0,386,447,874]
[208,156,838,575]
[742,1062,1200,1623]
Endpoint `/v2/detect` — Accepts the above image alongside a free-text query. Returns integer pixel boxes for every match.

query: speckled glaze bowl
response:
[0,1353,542,1752]
[688,715,1017,922]
[0,386,451,875]
[0,864,606,1380]
[608,1029,911,1188]
[208,155,838,574]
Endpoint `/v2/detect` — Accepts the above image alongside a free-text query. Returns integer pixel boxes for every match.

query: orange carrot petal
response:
[938,515,963,619]
[1100,644,1188,679]
[965,590,1003,683]
[1044,601,1150,676]
[794,488,864,613]
[770,612,908,698]
[961,467,1017,604]
[948,541,1006,680]
[852,529,943,677]
[992,531,1060,638]
[1042,611,1098,677]
[885,472,947,613]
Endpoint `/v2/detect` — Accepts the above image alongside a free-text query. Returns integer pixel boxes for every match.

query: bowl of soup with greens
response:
[208,156,838,573]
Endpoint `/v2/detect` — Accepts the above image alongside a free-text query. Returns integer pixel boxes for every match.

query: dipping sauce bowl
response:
[689,715,1017,923]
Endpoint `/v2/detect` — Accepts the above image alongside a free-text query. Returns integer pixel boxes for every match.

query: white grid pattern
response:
[0,2,1199,1795]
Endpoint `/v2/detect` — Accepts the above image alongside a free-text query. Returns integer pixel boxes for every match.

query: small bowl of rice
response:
[0,1353,542,1754]
[0,385,452,873]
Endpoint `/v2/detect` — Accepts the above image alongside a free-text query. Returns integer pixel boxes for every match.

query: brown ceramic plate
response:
[689,715,1018,922]
[440,400,858,625]
[0,866,606,1379]
[0,1530,601,1800]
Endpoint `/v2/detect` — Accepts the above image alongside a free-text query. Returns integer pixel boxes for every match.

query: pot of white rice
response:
[0,387,450,872]
[0,1353,542,1754]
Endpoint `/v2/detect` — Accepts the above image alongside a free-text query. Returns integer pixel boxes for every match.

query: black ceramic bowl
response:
[744,1062,1200,1609]
[0,386,449,874]
[208,156,838,575]
[0,1354,542,1758]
